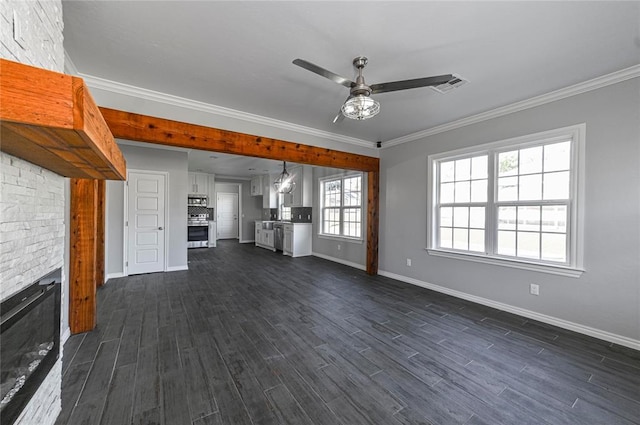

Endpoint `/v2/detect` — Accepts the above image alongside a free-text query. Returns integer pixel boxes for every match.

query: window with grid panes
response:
[428,125,584,274]
[320,174,363,239]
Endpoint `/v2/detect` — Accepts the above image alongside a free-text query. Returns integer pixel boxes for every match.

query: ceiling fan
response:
[293,56,454,123]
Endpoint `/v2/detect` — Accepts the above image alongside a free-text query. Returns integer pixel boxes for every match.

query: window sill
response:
[318,234,364,244]
[425,248,584,278]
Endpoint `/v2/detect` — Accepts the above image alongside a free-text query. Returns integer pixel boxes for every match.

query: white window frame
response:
[427,124,585,277]
[319,172,364,242]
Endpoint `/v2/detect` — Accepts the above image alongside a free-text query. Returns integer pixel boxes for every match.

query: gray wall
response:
[379,78,640,342]
[106,143,188,276]
[312,167,367,267]
[215,179,262,242]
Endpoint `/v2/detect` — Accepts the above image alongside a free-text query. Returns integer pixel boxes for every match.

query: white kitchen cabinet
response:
[250,175,263,196]
[254,221,276,251]
[283,223,312,257]
[188,172,209,195]
[207,174,216,207]
[283,165,312,207]
[262,173,277,208]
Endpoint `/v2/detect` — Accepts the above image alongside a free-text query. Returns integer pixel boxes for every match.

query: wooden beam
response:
[0,58,126,180]
[99,107,379,172]
[96,180,106,288]
[367,170,380,275]
[70,178,98,333]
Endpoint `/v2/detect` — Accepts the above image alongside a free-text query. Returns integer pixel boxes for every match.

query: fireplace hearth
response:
[1,268,61,425]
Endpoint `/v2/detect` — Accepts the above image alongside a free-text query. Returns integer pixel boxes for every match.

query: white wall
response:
[379,78,640,346]
[106,143,188,276]
[311,167,367,268]
[0,2,65,424]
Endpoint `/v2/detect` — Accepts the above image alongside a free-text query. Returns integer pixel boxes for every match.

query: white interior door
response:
[127,171,166,275]
[217,193,238,239]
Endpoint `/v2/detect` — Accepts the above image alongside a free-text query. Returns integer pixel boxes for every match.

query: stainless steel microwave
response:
[187,196,208,206]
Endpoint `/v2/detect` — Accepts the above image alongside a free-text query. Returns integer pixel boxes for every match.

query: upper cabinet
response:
[251,175,263,196]
[207,174,216,207]
[284,165,313,207]
[188,172,209,195]
[263,173,277,208]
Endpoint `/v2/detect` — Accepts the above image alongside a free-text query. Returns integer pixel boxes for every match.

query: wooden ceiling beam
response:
[99,107,379,172]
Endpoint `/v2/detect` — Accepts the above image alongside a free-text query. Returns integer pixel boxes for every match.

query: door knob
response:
[158,227,163,230]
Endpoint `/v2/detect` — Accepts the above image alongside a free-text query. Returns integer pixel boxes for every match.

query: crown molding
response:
[64,49,79,76]
[384,64,640,148]
[79,73,375,149]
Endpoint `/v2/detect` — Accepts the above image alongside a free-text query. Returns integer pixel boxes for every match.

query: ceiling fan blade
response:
[293,59,354,89]
[370,74,454,94]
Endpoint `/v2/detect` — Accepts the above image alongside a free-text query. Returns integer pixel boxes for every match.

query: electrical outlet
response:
[530,283,540,296]
[337,244,341,251]
[406,258,412,266]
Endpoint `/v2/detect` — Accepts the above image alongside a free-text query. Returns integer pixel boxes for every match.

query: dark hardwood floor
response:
[56,240,640,425]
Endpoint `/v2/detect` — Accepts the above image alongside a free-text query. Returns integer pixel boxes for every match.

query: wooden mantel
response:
[0,58,126,180]
[1,59,127,335]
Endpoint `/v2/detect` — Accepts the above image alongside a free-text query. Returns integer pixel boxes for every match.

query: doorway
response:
[217,192,239,239]
[126,170,167,275]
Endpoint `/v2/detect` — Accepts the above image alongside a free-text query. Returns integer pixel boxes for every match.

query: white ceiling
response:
[63,1,640,175]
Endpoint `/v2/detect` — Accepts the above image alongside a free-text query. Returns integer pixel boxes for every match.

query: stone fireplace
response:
[1,1,66,425]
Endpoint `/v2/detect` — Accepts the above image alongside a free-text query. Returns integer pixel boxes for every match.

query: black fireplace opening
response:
[1,268,61,425]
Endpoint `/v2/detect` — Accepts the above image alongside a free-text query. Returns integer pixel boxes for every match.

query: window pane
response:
[520,146,543,174]
[543,171,570,200]
[454,181,470,203]
[544,141,571,172]
[498,207,516,230]
[440,182,454,204]
[343,176,361,207]
[453,228,468,250]
[469,229,484,252]
[542,233,567,262]
[497,176,518,201]
[519,174,542,201]
[469,207,485,229]
[441,161,455,182]
[440,227,452,248]
[324,180,341,207]
[471,155,488,179]
[323,208,340,235]
[343,208,361,238]
[455,158,471,181]
[453,207,469,228]
[497,231,516,256]
[470,179,487,202]
[542,205,567,233]
[517,206,541,231]
[440,207,453,227]
[517,232,540,259]
[498,151,518,176]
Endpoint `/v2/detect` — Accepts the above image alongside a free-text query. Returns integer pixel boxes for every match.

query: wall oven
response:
[187,213,209,248]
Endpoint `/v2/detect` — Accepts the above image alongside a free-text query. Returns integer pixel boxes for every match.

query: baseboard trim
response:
[106,272,124,282]
[61,327,71,345]
[167,265,188,272]
[378,270,640,351]
[312,252,366,271]
[240,239,255,244]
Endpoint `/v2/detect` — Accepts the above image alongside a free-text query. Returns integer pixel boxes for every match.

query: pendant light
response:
[274,161,295,194]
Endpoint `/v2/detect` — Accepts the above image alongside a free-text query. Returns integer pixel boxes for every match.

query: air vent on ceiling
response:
[430,75,468,94]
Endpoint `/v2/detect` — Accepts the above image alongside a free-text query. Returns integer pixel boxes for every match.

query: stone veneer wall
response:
[1,2,65,425]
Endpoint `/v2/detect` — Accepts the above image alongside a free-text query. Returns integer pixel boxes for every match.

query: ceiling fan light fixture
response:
[341,95,380,120]
[273,161,295,194]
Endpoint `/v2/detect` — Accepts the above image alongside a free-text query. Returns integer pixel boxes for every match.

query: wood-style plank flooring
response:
[57,241,640,425]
